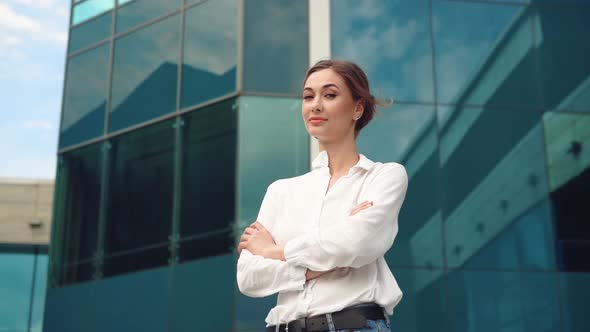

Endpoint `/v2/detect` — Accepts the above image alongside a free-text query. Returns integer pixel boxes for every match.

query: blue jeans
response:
[336,318,391,332]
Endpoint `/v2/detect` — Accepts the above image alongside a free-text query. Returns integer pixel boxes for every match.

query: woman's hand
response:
[238,222,285,260]
[351,200,373,215]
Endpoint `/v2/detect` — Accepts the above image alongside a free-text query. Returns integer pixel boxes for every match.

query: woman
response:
[237,60,408,332]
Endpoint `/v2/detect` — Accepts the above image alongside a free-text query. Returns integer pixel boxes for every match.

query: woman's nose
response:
[310,97,322,112]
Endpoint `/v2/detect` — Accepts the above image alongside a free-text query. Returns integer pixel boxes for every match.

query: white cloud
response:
[0,3,67,46]
[23,120,56,130]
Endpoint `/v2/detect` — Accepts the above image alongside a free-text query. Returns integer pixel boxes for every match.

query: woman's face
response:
[302,68,362,143]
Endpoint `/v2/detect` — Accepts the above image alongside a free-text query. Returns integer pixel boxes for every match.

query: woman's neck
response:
[319,140,359,177]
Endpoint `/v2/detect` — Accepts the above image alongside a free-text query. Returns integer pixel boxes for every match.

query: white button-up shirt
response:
[237,151,408,326]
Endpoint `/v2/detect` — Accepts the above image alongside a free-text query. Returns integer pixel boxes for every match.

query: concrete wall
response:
[0,178,53,244]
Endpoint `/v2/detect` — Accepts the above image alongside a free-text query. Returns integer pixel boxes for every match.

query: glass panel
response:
[535,5,590,112]
[545,112,590,271]
[243,0,308,94]
[30,254,48,332]
[60,44,109,148]
[105,120,174,254]
[358,104,442,268]
[235,292,277,332]
[181,0,237,109]
[560,272,590,332]
[172,255,234,332]
[91,266,169,331]
[433,1,539,109]
[462,199,556,270]
[446,270,560,332]
[439,107,548,269]
[68,12,111,53]
[178,231,233,262]
[72,0,115,25]
[60,261,95,286]
[388,268,448,332]
[180,100,236,239]
[53,143,102,266]
[0,252,34,331]
[109,15,180,132]
[331,0,434,103]
[116,0,180,33]
[236,96,309,230]
[103,245,169,276]
[43,283,97,331]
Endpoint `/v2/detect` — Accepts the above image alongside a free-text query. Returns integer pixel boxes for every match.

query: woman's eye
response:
[303,95,313,101]
[324,93,336,99]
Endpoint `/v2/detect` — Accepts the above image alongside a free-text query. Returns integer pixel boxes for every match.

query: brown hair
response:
[303,59,386,138]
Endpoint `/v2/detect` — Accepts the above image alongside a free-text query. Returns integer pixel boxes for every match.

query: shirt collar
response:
[311,150,375,172]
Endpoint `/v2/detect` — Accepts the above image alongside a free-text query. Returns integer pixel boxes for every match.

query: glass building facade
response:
[46,0,590,331]
[0,244,47,332]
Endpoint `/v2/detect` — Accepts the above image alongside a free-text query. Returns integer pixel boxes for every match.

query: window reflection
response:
[331,0,434,103]
[535,5,590,111]
[433,1,538,109]
[116,0,179,33]
[72,0,115,26]
[109,14,180,133]
[440,106,548,268]
[61,45,109,148]
[105,120,174,254]
[181,0,237,109]
[243,0,308,94]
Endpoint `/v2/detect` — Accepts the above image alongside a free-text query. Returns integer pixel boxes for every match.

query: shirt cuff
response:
[286,264,307,291]
[283,236,309,267]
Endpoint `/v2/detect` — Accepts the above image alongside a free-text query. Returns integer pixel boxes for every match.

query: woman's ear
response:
[354,102,364,120]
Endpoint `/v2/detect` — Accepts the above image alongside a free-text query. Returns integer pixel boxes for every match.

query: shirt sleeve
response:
[236,180,307,298]
[283,164,408,271]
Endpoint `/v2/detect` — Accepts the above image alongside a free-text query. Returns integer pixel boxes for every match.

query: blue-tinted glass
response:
[236,97,309,229]
[105,120,174,255]
[0,252,33,331]
[181,0,237,109]
[181,100,236,239]
[116,0,180,33]
[72,0,115,25]
[53,143,102,266]
[243,0,308,94]
[30,254,48,332]
[534,5,590,112]
[103,245,170,276]
[172,255,234,332]
[560,272,590,332]
[44,281,98,332]
[331,0,434,103]
[109,15,179,132]
[545,111,590,272]
[433,1,539,109]
[178,231,233,262]
[388,268,448,332]
[446,270,560,332]
[358,104,442,268]
[463,199,556,270]
[60,44,109,148]
[235,292,277,331]
[439,107,547,268]
[91,266,168,331]
[68,12,111,53]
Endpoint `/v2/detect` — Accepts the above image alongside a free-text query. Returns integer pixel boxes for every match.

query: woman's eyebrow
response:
[303,83,340,92]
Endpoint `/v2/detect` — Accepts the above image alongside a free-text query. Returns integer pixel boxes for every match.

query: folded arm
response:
[284,164,408,271]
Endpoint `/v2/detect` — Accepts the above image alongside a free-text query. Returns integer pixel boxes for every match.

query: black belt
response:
[266,304,385,332]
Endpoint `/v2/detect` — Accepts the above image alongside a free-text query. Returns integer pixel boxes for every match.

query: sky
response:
[0,0,69,180]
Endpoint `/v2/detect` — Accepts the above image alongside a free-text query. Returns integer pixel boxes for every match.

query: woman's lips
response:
[310,118,327,125]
